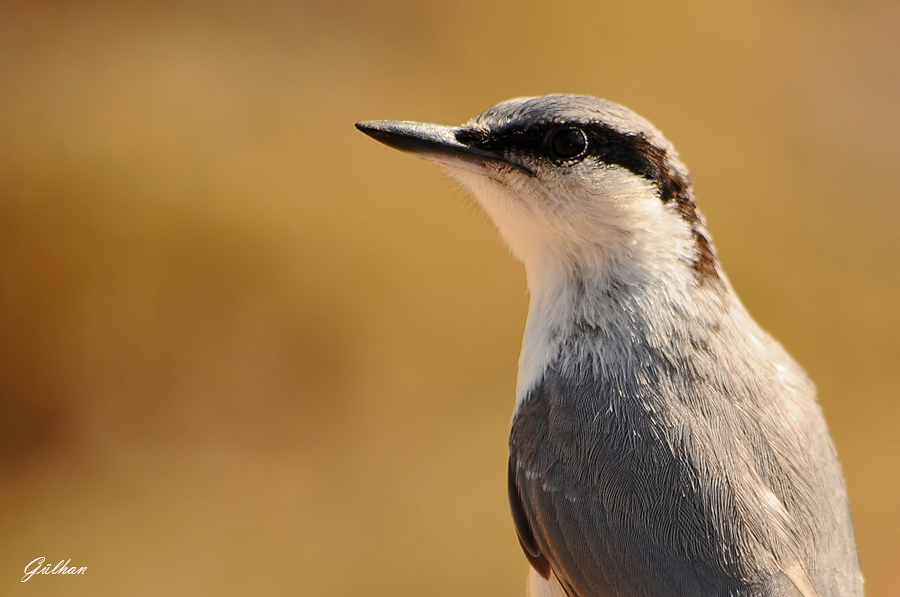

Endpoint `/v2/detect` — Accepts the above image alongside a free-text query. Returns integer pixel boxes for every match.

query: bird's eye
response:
[547,127,588,162]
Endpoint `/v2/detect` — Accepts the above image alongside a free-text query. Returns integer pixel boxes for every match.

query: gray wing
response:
[508,363,863,597]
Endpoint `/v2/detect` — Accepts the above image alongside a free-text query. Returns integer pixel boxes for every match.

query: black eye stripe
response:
[474,122,686,202]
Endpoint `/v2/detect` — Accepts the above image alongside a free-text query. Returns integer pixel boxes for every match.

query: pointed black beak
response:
[355,120,531,175]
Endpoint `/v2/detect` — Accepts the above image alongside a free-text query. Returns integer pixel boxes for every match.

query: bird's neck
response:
[515,247,729,405]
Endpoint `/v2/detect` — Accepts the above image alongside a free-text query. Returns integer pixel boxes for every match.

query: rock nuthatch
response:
[357,95,862,597]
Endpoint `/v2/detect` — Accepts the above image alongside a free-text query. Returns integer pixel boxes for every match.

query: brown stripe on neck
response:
[655,158,720,285]
[607,132,720,286]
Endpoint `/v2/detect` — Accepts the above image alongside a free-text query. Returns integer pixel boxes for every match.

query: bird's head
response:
[357,95,718,291]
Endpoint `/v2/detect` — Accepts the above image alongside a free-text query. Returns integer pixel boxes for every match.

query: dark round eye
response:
[547,127,588,162]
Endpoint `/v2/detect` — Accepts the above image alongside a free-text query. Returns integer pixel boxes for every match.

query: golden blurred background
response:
[1,1,898,595]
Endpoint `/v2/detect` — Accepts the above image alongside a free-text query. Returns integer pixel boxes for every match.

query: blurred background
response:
[1,0,898,595]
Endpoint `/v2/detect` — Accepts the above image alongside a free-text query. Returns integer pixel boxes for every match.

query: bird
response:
[355,95,863,597]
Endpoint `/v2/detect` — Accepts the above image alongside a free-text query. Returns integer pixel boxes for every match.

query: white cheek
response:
[444,165,658,266]
[451,164,696,280]
[596,169,697,273]
[559,166,688,248]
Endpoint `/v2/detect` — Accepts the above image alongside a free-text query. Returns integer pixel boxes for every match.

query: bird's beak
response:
[355,120,531,176]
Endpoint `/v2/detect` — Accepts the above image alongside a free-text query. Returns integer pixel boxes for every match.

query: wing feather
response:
[507,362,862,597]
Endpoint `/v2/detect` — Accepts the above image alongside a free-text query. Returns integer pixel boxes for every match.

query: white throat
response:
[445,165,703,406]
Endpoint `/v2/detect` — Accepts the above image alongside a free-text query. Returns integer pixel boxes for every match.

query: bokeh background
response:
[1,1,898,595]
